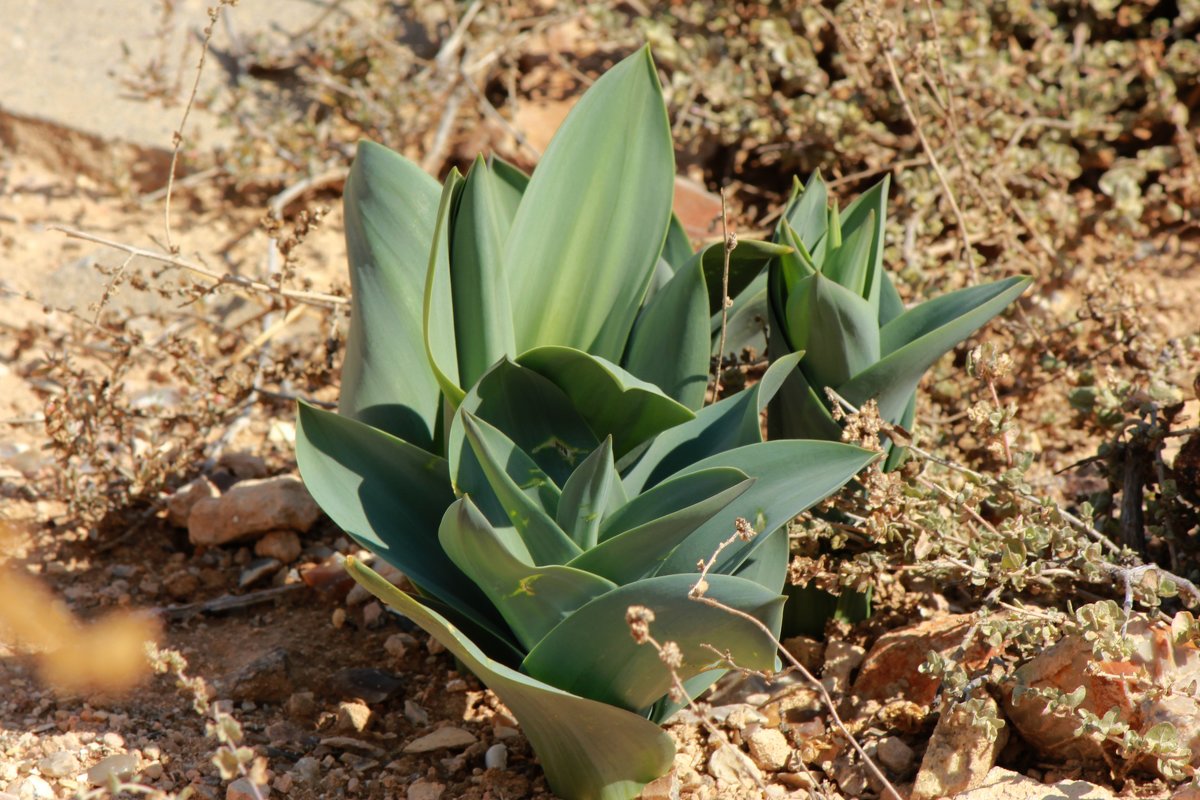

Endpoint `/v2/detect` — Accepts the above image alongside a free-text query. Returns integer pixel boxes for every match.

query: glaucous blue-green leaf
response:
[422,168,465,407]
[783,171,829,251]
[877,267,906,326]
[569,472,753,585]
[661,213,693,272]
[505,46,673,361]
[556,438,626,550]
[655,440,878,577]
[839,175,889,309]
[731,525,790,595]
[765,306,843,442]
[339,141,441,447]
[698,238,793,316]
[822,209,876,298]
[623,253,710,410]
[599,467,749,542]
[460,413,581,565]
[450,156,517,389]
[294,403,508,638]
[345,558,674,800]
[621,352,804,494]
[449,358,600,491]
[438,497,614,650]
[841,275,1031,421]
[648,668,726,725]
[522,574,784,714]
[517,347,693,460]
[785,272,881,390]
[711,272,768,359]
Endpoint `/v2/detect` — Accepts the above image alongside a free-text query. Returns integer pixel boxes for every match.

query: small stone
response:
[484,743,507,770]
[384,633,417,659]
[188,475,320,547]
[238,558,282,588]
[640,770,680,800]
[102,732,125,748]
[911,696,1007,800]
[708,744,763,790]
[821,640,867,697]
[492,725,519,741]
[361,601,383,627]
[218,452,269,479]
[875,736,915,775]
[226,647,294,704]
[286,691,317,720]
[226,777,269,800]
[255,531,302,564]
[331,607,346,628]
[167,476,219,527]
[404,700,429,726]
[444,678,467,692]
[142,762,164,781]
[290,757,320,785]
[328,668,404,704]
[15,777,54,800]
[37,750,80,778]
[402,727,477,753]
[318,737,386,757]
[407,779,445,800]
[337,701,371,733]
[746,728,790,771]
[163,570,200,599]
[87,753,138,786]
[272,773,293,794]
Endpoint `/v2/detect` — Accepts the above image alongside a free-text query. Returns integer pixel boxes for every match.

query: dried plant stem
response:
[49,226,347,309]
[710,187,735,405]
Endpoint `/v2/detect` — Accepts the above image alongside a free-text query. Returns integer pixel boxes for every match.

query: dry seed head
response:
[735,516,756,542]
[659,640,683,669]
[626,605,655,644]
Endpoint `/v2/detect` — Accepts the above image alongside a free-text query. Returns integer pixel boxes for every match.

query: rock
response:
[821,640,866,697]
[484,743,507,771]
[14,777,54,800]
[402,726,477,754]
[1004,614,1200,775]
[493,725,519,741]
[673,175,723,240]
[707,744,763,791]
[226,647,294,704]
[854,614,995,706]
[218,452,269,480]
[167,476,219,527]
[407,780,445,800]
[640,770,680,800]
[255,531,302,564]
[319,737,386,758]
[361,601,384,627]
[238,557,282,588]
[952,767,1115,800]
[142,762,163,781]
[875,736,915,776]
[163,569,200,600]
[285,691,317,720]
[384,633,417,659]
[336,701,371,733]
[87,753,138,785]
[782,636,825,674]
[910,696,1007,800]
[290,756,320,785]
[188,475,320,547]
[745,728,790,772]
[226,777,269,800]
[37,749,80,778]
[328,667,404,704]
[405,700,430,726]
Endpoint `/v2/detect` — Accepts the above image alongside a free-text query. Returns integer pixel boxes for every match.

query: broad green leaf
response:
[765,306,843,441]
[699,238,794,316]
[518,347,693,460]
[294,404,509,640]
[346,558,674,800]
[621,351,804,494]
[877,268,906,326]
[839,175,889,310]
[556,438,625,550]
[842,276,1031,421]
[785,272,881,389]
[711,272,769,359]
[569,472,754,585]
[522,573,784,714]
[450,358,600,490]
[655,440,878,577]
[599,467,750,542]
[661,213,693,271]
[731,525,790,594]
[461,413,581,565]
[339,141,441,447]
[489,154,531,199]
[505,47,674,361]
[439,497,615,650]
[450,156,518,389]
[783,171,829,251]
[648,668,725,725]
[822,209,876,297]
[422,168,465,407]
[882,391,917,472]
[624,253,710,410]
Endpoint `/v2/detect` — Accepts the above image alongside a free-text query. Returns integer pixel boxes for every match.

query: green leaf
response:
[422,168,465,407]
[450,358,600,490]
[569,471,754,585]
[838,176,889,310]
[785,272,881,390]
[439,497,615,650]
[339,141,441,447]
[661,213,693,271]
[711,272,769,359]
[522,573,784,714]
[294,403,508,640]
[556,438,626,550]
[460,413,581,565]
[623,252,710,410]
[518,347,693,460]
[731,525,790,594]
[765,301,843,442]
[843,276,1031,421]
[504,46,674,361]
[699,238,793,316]
[345,558,674,800]
[783,171,829,252]
[450,156,518,389]
[822,209,876,298]
[621,351,804,494]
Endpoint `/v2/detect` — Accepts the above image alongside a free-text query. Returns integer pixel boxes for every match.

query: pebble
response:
[492,725,519,741]
[37,750,80,778]
[639,770,680,800]
[337,701,371,733]
[402,727,477,753]
[285,691,317,720]
[484,743,508,770]
[226,777,270,800]
[407,779,445,800]
[384,633,417,659]
[15,777,54,800]
[142,762,164,781]
[911,696,1006,800]
[404,700,430,726]
[876,736,916,775]
[238,558,282,588]
[226,647,294,704]
[290,757,320,785]
[102,732,125,749]
[707,744,763,790]
[87,752,138,785]
[361,601,384,627]
[167,475,219,527]
[255,531,302,564]
[328,668,404,704]
[745,728,790,771]
[188,474,320,547]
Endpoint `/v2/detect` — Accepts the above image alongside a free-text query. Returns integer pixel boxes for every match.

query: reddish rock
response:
[166,475,218,528]
[188,475,320,547]
[853,614,996,706]
[673,175,723,241]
